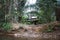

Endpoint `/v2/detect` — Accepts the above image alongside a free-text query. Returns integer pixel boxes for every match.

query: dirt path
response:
[0,21,60,40]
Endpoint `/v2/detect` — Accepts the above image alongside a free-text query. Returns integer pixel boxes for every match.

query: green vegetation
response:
[38,0,56,24]
[46,24,54,32]
[2,22,12,31]
[0,0,57,31]
[20,0,57,24]
[0,0,12,31]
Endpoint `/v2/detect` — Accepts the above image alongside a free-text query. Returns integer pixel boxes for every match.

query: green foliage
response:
[0,0,12,31]
[44,24,54,32]
[2,22,12,31]
[20,0,57,24]
[38,0,57,24]
[5,0,56,25]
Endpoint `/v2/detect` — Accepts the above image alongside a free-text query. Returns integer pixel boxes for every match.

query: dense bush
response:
[20,0,57,24]
[0,0,57,31]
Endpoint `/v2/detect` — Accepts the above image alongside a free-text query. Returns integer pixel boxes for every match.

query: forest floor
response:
[0,21,60,40]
